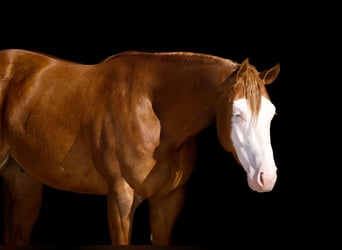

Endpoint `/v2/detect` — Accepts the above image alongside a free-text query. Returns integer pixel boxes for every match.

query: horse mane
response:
[153,52,237,67]
[102,50,238,68]
[101,51,142,62]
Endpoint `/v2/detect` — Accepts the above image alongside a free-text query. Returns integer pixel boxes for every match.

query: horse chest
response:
[126,138,197,198]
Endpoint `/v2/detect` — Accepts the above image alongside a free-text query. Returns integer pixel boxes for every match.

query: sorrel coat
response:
[0,49,280,245]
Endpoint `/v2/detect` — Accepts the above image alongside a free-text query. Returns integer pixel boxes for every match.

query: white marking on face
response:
[231,96,277,192]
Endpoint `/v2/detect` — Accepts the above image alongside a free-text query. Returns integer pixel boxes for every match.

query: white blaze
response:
[231,97,277,192]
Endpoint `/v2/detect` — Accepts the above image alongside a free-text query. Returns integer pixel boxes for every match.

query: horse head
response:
[216,58,280,192]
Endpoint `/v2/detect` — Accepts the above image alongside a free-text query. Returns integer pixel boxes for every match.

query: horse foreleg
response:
[107,179,137,245]
[2,158,43,245]
[148,186,186,245]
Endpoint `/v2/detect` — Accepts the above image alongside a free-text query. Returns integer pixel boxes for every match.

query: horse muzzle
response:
[247,168,277,192]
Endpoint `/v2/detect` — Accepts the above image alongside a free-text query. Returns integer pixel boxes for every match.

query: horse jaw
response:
[231,97,277,192]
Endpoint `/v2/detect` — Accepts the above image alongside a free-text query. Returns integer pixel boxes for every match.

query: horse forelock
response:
[234,65,266,124]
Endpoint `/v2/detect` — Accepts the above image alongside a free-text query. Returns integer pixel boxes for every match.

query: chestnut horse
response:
[0,49,280,245]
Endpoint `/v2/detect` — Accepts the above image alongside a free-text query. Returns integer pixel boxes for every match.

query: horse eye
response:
[233,112,244,121]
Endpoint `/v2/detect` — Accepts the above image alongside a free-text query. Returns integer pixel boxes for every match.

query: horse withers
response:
[0,49,280,245]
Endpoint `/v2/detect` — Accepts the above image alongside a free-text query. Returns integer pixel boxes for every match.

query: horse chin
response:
[247,172,277,193]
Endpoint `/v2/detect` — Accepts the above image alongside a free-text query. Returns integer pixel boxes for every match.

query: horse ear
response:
[236,58,249,80]
[223,58,250,87]
[259,63,280,85]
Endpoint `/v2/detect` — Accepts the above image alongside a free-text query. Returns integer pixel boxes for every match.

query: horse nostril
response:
[259,172,264,186]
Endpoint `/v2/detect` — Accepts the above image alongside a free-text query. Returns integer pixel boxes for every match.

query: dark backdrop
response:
[0,1,337,248]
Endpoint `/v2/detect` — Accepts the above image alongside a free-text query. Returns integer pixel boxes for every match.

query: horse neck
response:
[150,64,232,143]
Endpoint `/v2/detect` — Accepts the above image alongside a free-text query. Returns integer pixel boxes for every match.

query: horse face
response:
[230,96,277,192]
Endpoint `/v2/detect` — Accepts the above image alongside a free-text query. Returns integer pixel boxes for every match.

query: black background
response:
[0,1,338,248]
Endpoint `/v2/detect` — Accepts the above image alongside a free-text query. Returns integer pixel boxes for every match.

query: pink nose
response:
[248,171,277,192]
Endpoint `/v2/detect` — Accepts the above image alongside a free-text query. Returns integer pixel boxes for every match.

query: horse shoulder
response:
[125,95,160,156]
[104,91,160,190]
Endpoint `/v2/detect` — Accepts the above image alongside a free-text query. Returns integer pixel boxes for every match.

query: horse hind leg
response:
[1,156,43,245]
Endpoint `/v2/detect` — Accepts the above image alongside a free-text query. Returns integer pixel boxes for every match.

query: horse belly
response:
[7,134,108,195]
[15,153,107,194]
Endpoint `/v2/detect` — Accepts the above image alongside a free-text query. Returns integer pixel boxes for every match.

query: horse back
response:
[0,49,164,196]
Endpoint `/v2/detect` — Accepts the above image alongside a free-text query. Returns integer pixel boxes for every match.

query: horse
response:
[0,49,280,245]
